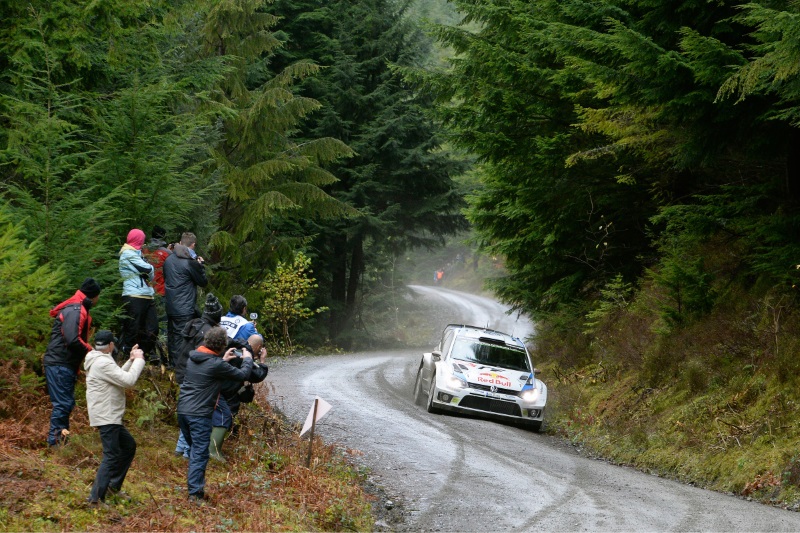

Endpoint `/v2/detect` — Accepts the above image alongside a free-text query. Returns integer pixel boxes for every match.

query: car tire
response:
[426,372,440,414]
[413,367,425,406]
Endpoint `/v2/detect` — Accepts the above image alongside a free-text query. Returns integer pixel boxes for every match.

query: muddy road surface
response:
[264,286,800,531]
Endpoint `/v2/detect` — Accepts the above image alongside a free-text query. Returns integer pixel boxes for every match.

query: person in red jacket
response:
[43,278,101,447]
[142,225,172,297]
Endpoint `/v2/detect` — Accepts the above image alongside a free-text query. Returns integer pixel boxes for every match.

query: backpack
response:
[237,383,255,403]
[143,246,171,296]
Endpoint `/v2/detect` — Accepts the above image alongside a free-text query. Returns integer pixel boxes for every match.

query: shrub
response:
[0,203,64,365]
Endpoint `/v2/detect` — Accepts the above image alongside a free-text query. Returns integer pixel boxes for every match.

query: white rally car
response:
[412,324,546,431]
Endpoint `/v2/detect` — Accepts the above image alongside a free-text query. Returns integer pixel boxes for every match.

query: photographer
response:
[84,333,145,505]
[177,327,252,503]
[173,293,224,458]
[219,295,258,342]
[163,232,208,366]
[208,334,268,462]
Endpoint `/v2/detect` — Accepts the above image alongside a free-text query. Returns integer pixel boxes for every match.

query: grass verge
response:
[0,362,374,532]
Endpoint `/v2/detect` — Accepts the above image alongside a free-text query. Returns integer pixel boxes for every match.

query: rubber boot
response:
[209,426,227,462]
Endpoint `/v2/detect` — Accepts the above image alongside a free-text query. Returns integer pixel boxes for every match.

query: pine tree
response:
[0,201,65,363]
[198,0,354,290]
[269,0,467,345]
[0,8,120,292]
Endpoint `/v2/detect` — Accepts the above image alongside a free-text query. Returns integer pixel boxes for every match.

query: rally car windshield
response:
[450,338,531,372]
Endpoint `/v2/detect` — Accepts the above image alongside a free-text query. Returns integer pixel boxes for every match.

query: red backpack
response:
[143,247,171,296]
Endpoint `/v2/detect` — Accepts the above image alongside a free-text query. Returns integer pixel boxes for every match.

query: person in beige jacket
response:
[84,330,145,504]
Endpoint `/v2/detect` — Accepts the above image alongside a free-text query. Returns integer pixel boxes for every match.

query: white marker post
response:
[300,396,332,468]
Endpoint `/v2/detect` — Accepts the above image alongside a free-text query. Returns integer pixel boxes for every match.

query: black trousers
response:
[167,314,193,367]
[120,296,158,358]
[89,424,136,502]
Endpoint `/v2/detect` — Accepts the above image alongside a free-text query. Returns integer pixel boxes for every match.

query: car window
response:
[441,331,456,356]
[450,337,531,372]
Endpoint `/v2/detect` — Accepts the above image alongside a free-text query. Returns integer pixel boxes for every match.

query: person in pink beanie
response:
[118,228,159,363]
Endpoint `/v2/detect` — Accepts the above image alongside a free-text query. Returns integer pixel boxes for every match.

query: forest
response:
[0,0,466,357]
[4,0,800,515]
[424,0,800,501]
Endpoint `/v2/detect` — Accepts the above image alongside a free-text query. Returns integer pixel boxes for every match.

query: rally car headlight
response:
[446,375,467,389]
[520,389,540,402]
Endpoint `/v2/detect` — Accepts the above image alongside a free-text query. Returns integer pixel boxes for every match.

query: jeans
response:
[211,396,233,430]
[175,429,190,457]
[177,414,212,497]
[45,365,77,446]
[120,296,159,359]
[88,424,136,502]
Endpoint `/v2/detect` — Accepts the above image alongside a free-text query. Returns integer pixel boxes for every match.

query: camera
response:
[232,349,242,357]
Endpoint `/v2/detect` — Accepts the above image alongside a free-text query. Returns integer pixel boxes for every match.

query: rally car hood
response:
[452,360,531,391]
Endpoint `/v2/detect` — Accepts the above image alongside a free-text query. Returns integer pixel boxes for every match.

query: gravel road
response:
[264,286,800,532]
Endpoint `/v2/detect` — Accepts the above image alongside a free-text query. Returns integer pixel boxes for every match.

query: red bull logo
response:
[476,372,511,388]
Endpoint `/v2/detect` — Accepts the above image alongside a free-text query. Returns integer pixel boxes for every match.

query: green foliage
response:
[584,274,635,333]
[717,3,800,125]
[134,387,167,429]
[649,257,716,331]
[267,0,467,346]
[0,201,64,362]
[419,0,800,333]
[203,0,355,290]
[259,251,327,354]
[0,9,120,293]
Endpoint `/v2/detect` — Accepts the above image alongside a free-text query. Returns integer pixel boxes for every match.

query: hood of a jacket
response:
[200,312,220,326]
[119,243,140,256]
[83,349,110,372]
[49,290,87,318]
[188,347,217,364]
[172,243,194,260]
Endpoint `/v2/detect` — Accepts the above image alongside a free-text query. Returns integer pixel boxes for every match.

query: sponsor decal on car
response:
[476,372,512,388]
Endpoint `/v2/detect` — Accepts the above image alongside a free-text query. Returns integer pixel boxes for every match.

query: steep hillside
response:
[0,362,374,531]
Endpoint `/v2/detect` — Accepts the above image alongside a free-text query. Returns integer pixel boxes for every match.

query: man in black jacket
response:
[173,293,224,458]
[177,327,253,503]
[44,278,101,446]
[209,333,269,461]
[163,232,208,366]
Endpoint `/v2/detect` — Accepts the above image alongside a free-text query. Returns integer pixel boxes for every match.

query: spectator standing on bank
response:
[142,225,172,298]
[119,228,158,362]
[173,293,224,458]
[220,295,258,343]
[84,332,145,505]
[209,333,268,462]
[43,278,101,446]
[177,327,253,503]
[163,232,208,366]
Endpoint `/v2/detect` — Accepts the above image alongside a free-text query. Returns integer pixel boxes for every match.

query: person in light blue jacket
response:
[119,229,159,362]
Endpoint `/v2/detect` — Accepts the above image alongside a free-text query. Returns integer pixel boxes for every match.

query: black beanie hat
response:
[151,225,167,240]
[204,293,223,321]
[80,278,101,298]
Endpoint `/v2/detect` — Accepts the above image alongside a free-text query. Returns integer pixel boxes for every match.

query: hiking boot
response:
[107,488,132,503]
[188,493,208,505]
[86,498,109,509]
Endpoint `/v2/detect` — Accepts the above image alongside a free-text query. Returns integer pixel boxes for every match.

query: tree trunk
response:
[786,127,800,203]
[335,236,363,350]
[328,235,348,341]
